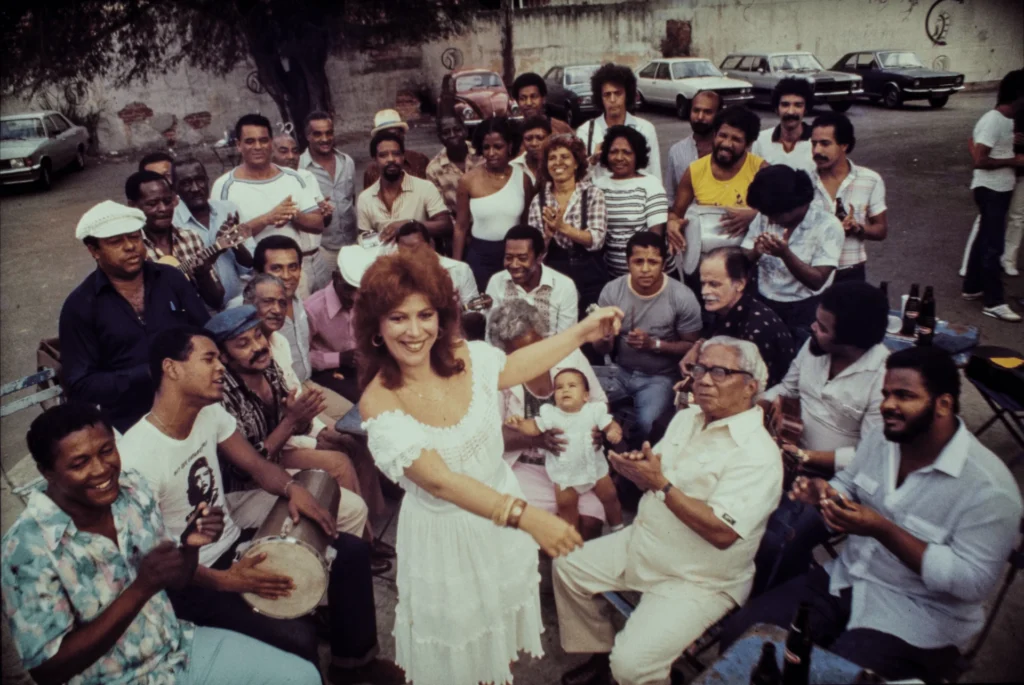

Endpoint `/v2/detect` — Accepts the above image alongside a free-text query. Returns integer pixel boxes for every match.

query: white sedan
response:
[636,58,754,120]
[0,111,89,190]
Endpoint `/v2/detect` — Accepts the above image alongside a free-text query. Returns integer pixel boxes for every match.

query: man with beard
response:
[742,165,845,346]
[172,157,254,309]
[127,170,225,310]
[299,111,358,269]
[751,79,816,174]
[593,232,702,446]
[810,113,888,283]
[60,201,209,432]
[664,90,720,206]
[119,326,402,684]
[719,346,1023,683]
[511,72,574,135]
[667,106,766,259]
[362,109,430,188]
[356,130,451,243]
[510,114,552,186]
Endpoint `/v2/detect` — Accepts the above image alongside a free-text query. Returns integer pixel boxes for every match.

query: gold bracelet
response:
[491,494,513,526]
[506,499,528,529]
[498,495,516,527]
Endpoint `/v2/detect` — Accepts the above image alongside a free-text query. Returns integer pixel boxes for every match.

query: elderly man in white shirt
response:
[720,346,1022,683]
[554,336,783,685]
[486,225,579,337]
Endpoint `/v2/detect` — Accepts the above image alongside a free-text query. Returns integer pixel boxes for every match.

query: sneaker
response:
[982,304,1023,322]
[962,291,984,301]
[1004,263,1020,276]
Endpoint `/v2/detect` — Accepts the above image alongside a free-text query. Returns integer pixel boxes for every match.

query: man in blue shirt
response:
[172,157,253,309]
[59,201,210,432]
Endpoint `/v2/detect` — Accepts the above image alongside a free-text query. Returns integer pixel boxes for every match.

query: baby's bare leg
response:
[592,475,623,527]
[554,484,581,531]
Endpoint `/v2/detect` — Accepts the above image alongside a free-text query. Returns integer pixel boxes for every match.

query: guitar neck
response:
[179,231,246,277]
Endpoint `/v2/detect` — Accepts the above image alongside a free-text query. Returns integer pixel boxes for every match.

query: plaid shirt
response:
[219,361,291,492]
[425,146,485,214]
[527,179,607,252]
[813,161,887,268]
[142,228,221,287]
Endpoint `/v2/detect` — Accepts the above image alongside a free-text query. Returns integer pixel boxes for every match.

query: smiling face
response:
[517,84,545,118]
[222,326,272,374]
[553,369,589,413]
[606,135,637,178]
[271,135,300,170]
[700,253,745,313]
[481,132,512,172]
[379,292,440,369]
[546,145,578,184]
[306,117,335,157]
[880,368,946,443]
[135,180,176,233]
[43,423,121,512]
[252,280,288,333]
[503,238,541,288]
[237,124,272,168]
[777,93,807,129]
[262,247,302,299]
[88,231,146,279]
[712,123,749,169]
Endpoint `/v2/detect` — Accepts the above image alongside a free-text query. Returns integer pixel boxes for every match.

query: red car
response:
[439,69,522,128]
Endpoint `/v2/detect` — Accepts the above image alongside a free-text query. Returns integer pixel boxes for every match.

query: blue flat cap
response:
[205,305,262,343]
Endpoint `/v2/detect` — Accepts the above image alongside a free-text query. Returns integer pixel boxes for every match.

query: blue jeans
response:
[184,626,321,685]
[594,364,676,446]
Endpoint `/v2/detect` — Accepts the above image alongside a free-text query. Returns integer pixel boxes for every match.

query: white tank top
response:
[469,165,526,241]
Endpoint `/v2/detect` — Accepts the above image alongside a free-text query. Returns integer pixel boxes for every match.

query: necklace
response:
[149,411,173,435]
[400,382,448,403]
[486,166,511,182]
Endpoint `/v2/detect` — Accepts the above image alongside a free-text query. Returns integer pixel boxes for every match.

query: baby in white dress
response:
[506,368,624,531]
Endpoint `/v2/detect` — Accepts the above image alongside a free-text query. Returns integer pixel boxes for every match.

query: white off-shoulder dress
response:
[363,341,544,685]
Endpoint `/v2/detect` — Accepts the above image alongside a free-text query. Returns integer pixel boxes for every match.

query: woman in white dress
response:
[355,247,623,685]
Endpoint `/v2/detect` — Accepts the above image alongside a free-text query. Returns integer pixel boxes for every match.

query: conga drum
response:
[240,469,340,619]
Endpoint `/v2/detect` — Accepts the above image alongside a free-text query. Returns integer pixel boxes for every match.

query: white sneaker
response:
[982,304,1023,322]
[1003,263,1020,276]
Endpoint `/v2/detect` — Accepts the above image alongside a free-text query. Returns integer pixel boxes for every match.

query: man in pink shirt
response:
[305,246,380,402]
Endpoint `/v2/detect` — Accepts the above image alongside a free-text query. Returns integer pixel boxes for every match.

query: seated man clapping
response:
[554,336,783,685]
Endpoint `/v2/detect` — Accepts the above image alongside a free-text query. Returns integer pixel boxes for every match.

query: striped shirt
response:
[812,161,887,268]
[593,174,669,277]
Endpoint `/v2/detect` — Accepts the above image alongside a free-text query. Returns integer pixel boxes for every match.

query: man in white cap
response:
[362,108,430,189]
[58,200,210,432]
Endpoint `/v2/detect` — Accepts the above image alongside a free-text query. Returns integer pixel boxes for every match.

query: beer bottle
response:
[750,642,782,685]
[835,198,847,221]
[917,286,936,346]
[900,284,921,337]
[782,602,812,685]
[878,281,889,309]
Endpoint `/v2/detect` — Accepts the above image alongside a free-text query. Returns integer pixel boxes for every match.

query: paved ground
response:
[1,92,1022,682]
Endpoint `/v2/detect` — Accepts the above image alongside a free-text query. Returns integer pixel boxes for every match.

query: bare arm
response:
[779,244,835,292]
[862,210,888,241]
[453,178,472,261]
[669,167,695,219]
[662,484,740,550]
[292,209,325,234]
[972,143,1024,170]
[422,211,453,238]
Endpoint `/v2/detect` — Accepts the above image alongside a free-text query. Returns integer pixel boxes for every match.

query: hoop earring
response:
[372,334,384,348]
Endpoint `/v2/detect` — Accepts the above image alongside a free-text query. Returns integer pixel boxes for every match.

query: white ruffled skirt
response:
[393,467,544,685]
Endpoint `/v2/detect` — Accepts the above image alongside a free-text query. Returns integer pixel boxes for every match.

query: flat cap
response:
[75,200,146,241]
[204,305,262,343]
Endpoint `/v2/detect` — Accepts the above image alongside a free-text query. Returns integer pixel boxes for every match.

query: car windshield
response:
[879,51,923,68]
[455,73,503,92]
[565,66,598,86]
[1,118,46,140]
[770,54,823,72]
[672,61,722,79]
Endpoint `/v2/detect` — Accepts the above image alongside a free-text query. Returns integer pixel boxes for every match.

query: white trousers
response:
[960,178,1024,274]
[552,530,735,685]
[225,480,368,538]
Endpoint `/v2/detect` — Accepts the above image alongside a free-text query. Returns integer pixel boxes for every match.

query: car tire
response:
[636,92,647,112]
[73,146,86,171]
[37,161,52,191]
[883,85,903,109]
[829,100,853,113]
[676,96,690,120]
[568,102,581,128]
[928,95,949,109]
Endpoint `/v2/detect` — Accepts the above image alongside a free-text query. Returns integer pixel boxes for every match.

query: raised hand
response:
[181,504,226,548]
[576,306,625,345]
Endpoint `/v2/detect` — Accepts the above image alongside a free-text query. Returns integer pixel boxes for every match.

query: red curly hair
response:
[353,246,465,391]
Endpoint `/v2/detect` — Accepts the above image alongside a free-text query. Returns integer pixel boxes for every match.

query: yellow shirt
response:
[690,151,765,208]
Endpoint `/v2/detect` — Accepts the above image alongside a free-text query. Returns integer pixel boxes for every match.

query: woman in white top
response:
[454,117,533,291]
[356,247,623,685]
[592,125,670,278]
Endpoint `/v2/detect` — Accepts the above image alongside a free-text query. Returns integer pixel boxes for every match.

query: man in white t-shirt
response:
[120,326,404,685]
[962,70,1024,322]
[210,114,325,298]
[751,78,816,175]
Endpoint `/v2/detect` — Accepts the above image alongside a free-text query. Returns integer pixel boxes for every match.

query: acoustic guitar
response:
[157,220,248,281]
[764,396,806,485]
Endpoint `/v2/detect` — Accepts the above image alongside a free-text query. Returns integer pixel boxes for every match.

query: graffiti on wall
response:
[925,0,965,46]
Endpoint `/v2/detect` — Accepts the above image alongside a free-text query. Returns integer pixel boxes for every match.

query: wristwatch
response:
[654,481,673,502]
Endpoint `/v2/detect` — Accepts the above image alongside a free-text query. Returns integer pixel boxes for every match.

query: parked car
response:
[0,111,89,190]
[439,69,521,129]
[542,64,603,127]
[832,50,964,109]
[635,58,753,119]
[720,52,863,112]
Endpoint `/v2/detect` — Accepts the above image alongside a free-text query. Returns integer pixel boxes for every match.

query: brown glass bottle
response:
[900,284,921,337]
[751,642,782,685]
[917,286,936,346]
[782,602,811,685]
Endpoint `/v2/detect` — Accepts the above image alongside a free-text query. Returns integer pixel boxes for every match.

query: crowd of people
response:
[2,62,1023,685]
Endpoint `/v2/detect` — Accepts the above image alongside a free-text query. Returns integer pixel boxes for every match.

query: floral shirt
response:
[425,145,484,214]
[219,361,291,492]
[1,470,193,685]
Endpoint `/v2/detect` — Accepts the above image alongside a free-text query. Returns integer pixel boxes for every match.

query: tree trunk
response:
[500,0,514,87]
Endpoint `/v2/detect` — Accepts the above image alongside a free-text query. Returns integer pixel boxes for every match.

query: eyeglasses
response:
[685,363,753,382]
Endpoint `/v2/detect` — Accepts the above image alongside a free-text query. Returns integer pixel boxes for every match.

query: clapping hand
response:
[283,387,326,426]
[608,441,667,491]
[755,232,787,257]
[269,196,298,227]
[182,504,226,547]
[625,328,655,351]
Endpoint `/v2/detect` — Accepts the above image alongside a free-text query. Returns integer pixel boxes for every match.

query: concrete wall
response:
[3,0,1019,153]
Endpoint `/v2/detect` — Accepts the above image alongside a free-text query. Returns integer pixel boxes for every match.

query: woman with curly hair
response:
[593,125,670,277]
[453,116,533,291]
[356,246,624,685]
[527,134,609,317]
